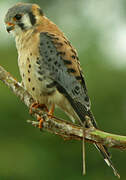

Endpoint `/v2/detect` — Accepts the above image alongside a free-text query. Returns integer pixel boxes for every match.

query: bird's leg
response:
[36,115,44,129]
[29,103,55,129]
[29,102,48,114]
[29,102,48,129]
[48,104,55,118]
[37,104,55,129]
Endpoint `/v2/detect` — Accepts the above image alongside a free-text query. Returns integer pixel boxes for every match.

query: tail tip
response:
[114,172,120,179]
[104,158,120,179]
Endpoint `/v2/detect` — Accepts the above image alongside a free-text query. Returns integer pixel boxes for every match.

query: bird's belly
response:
[18,55,79,122]
[21,65,78,121]
[18,56,56,107]
[23,75,56,106]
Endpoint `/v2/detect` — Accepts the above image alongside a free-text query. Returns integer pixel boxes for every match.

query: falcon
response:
[4,2,119,177]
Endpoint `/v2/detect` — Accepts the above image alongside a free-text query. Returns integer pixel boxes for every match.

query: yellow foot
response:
[48,104,55,118]
[29,102,48,114]
[37,115,44,129]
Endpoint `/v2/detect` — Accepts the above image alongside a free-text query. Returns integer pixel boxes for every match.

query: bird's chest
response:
[17,38,56,103]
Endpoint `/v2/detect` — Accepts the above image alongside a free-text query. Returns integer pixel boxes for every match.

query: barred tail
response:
[60,91,120,178]
[95,143,120,178]
[87,110,120,178]
[83,110,120,178]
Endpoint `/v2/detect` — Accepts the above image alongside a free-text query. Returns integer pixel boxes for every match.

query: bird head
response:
[4,2,43,35]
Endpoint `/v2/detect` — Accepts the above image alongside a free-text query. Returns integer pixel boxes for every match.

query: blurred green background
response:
[0,0,126,179]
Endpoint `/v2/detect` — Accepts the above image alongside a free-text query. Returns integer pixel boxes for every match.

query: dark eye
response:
[14,14,22,20]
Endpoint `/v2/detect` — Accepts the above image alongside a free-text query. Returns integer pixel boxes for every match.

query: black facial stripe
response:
[28,12,36,25]
[18,23,25,30]
[38,8,43,16]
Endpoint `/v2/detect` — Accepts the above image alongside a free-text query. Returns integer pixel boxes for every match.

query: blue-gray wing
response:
[38,32,120,176]
[38,32,92,123]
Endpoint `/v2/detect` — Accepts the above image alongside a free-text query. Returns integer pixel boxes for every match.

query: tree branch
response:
[0,65,126,150]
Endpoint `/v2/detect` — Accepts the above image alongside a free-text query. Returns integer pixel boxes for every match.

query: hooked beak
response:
[6,22,15,33]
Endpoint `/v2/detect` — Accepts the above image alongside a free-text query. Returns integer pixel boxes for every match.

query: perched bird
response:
[4,2,119,178]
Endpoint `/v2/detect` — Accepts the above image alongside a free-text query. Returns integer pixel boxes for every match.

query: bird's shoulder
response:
[35,31,90,109]
[36,30,85,87]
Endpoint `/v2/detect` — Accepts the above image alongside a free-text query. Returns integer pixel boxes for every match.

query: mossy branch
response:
[0,65,126,150]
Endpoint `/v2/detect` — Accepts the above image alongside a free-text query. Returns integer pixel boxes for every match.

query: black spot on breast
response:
[28,78,31,82]
[27,57,30,61]
[23,73,25,77]
[30,53,32,56]
[68,68,76,73]
[38,66,41,70]
[29,64,31,68]
[28,70,30,73]
[36,60,40,64]
[32,87,35,91]
[63,59,72,65]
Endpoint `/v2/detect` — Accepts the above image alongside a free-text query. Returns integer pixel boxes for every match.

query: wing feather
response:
[38,32,90,122]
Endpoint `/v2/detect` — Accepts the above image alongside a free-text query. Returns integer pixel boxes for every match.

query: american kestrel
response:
[4,2,119,177]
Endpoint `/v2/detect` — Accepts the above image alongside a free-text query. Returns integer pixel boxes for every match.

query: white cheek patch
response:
[21,14,32,29]
[11,13,32,36]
